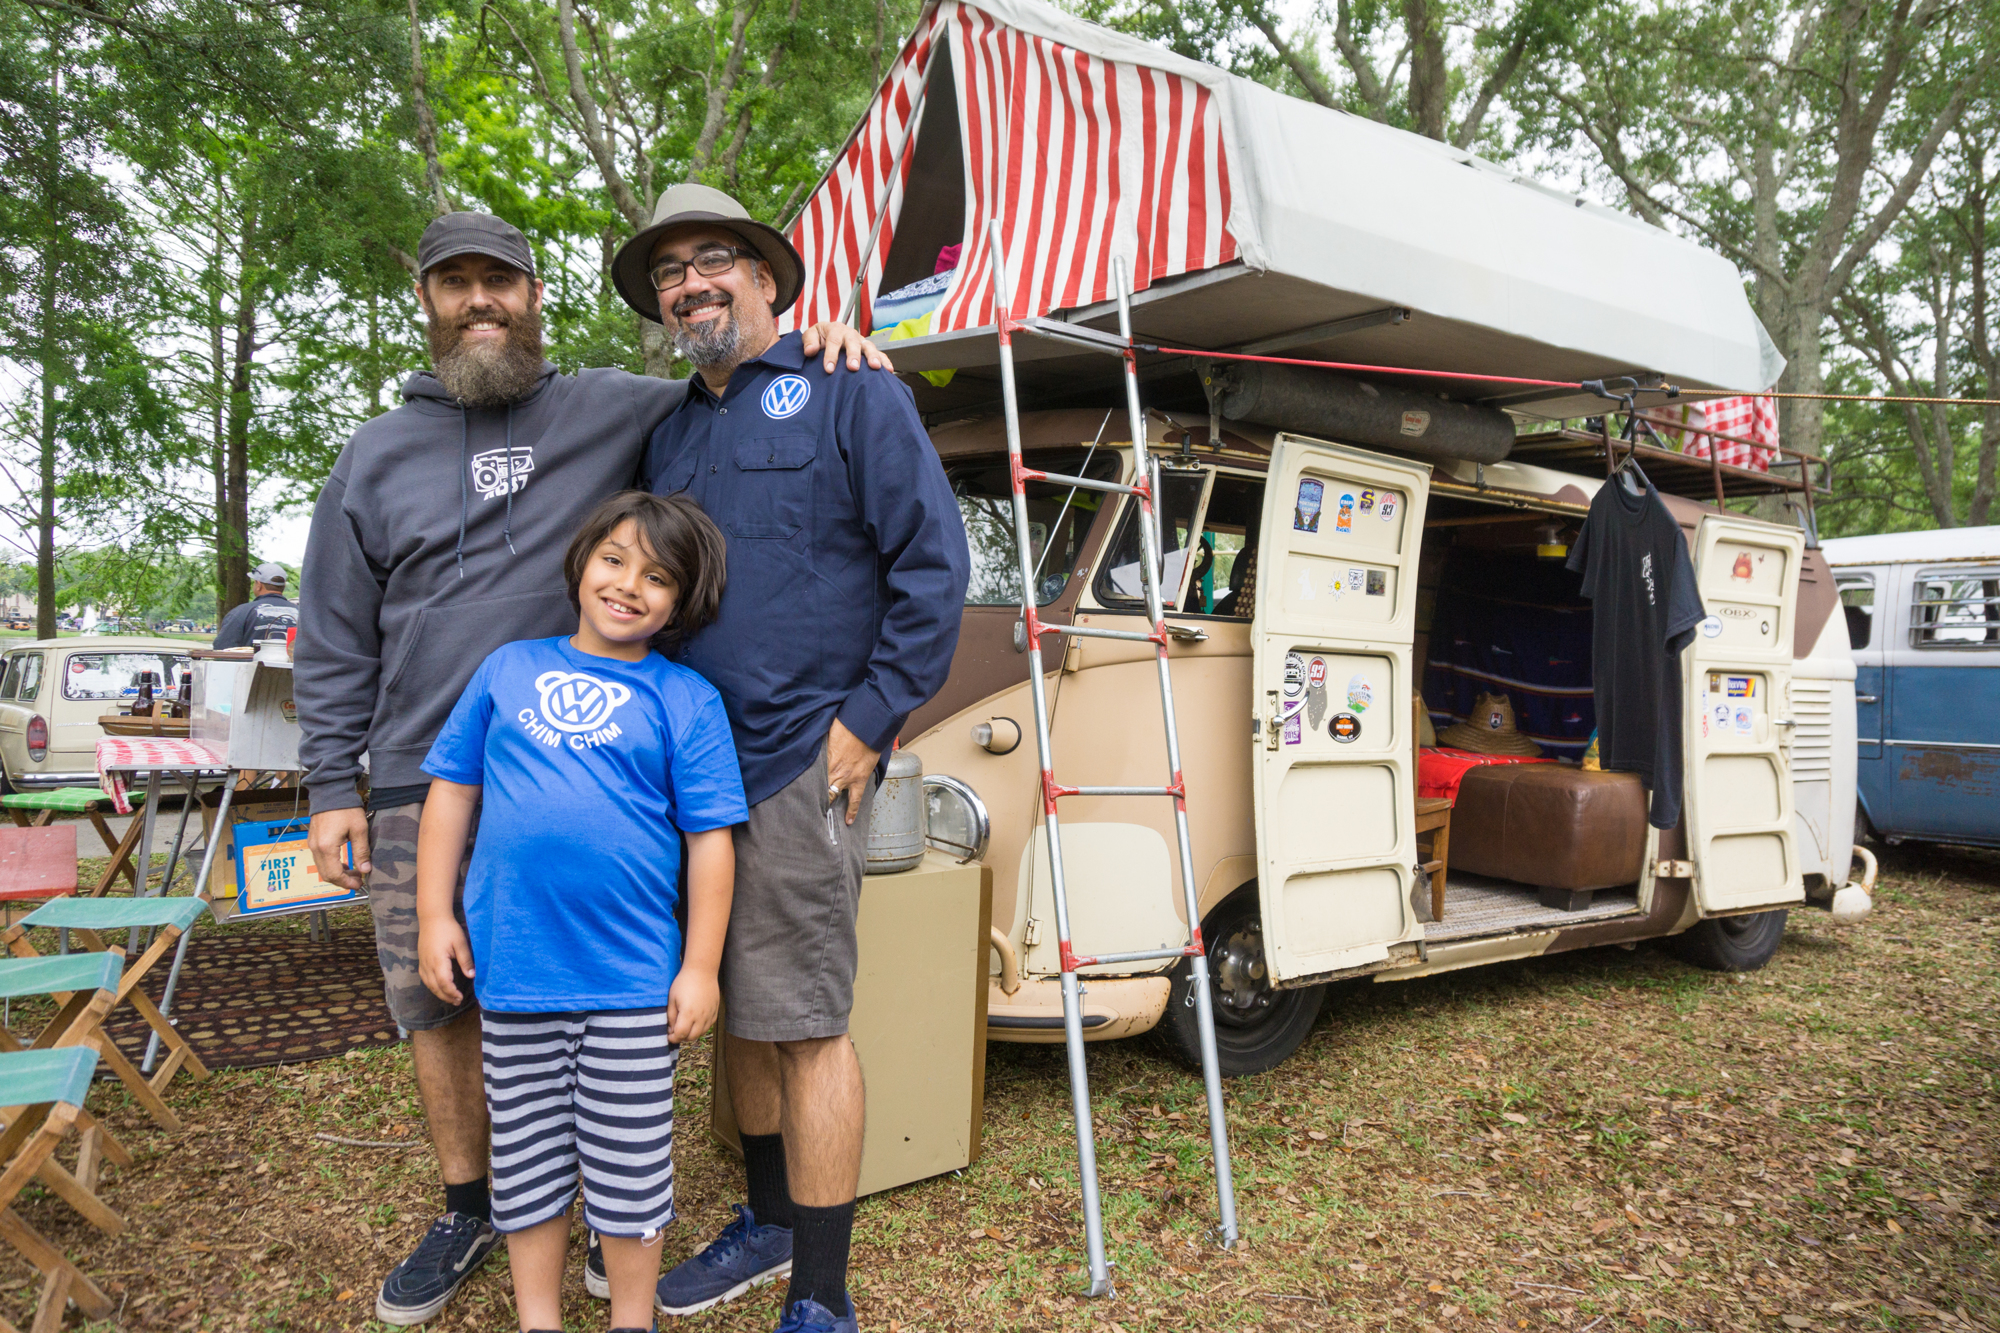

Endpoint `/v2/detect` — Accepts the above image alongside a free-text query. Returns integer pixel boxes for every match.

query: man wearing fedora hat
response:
[611,184,967,1333]
[294,206,886,1327]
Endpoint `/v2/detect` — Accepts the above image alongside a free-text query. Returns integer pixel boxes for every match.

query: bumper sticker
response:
[1294,479,1324,533]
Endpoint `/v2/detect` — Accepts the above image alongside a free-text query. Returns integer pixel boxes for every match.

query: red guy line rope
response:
[1140,343,2000,407]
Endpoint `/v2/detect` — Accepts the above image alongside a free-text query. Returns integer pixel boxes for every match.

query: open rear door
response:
[1684,516,1807,913]
[1251,435,1430,983]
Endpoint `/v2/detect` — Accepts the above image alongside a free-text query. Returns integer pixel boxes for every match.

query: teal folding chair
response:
[0,1047,124,1332]
[3,896,211,1109]
[0,951,179,1133]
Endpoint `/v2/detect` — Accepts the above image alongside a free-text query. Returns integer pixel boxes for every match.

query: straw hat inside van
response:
[1436,691,1543,756]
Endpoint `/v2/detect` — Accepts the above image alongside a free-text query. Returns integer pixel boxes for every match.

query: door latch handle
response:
[1855,694,1878,704]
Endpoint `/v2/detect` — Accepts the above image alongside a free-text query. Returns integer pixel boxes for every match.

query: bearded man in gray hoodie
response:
[293,212,885,1327]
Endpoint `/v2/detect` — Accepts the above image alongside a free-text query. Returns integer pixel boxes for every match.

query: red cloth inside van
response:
[1417,747,1555,801]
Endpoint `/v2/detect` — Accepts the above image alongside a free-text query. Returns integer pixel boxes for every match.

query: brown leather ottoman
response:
[1449,764,1648,907]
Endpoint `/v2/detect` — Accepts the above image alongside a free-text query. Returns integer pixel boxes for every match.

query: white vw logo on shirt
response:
[533,670,632,734]
[761,374,811,419]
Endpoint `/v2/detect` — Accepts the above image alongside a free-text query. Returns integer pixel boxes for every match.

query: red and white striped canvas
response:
[781,0,1238,336]
[781,2,950,335]
[1685,395,1778,472]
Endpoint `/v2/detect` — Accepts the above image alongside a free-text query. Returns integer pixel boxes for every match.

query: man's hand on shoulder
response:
[803,321,895,374]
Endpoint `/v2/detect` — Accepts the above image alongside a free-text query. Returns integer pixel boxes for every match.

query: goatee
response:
[669,291,744,369]
[427,300,547,408]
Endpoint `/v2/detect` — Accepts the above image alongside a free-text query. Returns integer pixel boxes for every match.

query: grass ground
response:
[4,839,1993,1333]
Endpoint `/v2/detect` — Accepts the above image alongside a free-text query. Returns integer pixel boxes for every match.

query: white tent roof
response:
[1820,526,2000,566]
[791,0,1781,418]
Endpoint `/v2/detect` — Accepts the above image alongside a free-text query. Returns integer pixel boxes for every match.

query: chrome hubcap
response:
[1212,921,1271,1013]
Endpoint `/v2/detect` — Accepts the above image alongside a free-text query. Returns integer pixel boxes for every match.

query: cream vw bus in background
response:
[909,412,1870,1075]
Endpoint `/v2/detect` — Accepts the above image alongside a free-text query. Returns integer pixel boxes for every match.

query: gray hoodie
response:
[295,362,686,812]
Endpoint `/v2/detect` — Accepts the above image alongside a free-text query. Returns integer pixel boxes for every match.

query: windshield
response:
[951,450,1121,606]
[62,651,192,702]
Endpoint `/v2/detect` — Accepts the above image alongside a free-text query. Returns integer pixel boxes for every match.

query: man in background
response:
[211,562,297,648]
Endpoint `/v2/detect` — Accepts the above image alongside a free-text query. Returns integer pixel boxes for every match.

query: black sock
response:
[786,1200,854,1313]
[742,1133,795,1230]
[443,1176,490,1223]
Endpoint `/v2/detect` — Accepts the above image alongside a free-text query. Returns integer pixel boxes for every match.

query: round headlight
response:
[921,774,989,863]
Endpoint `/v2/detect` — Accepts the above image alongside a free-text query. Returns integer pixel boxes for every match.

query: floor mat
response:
[103,927,401,1070]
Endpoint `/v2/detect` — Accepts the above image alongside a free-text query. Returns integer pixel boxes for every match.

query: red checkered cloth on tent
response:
[1684,396,1778,472]
[1417,747,1556,802]
[95,737,226,814]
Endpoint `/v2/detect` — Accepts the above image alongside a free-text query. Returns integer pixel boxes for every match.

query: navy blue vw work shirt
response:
[644,332,970,806]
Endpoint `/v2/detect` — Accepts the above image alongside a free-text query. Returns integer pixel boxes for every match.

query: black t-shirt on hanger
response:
[1566,470,1705,829]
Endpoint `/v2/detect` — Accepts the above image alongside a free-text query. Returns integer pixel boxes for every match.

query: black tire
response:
[1669,909,1788,972]
[1159,890,1325,1077]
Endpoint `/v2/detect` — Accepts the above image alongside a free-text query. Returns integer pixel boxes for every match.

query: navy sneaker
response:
[654,1205,793,1316]
[585,1230,609,1299]
[374,1211,501,1325]
[775,1295,859,1333]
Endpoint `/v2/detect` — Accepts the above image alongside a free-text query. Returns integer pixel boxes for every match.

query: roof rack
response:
[1511,414,1829,512]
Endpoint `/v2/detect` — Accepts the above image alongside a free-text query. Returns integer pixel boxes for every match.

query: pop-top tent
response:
[775,0,1782,422]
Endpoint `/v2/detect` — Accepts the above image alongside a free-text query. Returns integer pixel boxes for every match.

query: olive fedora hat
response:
[611,183,804,323]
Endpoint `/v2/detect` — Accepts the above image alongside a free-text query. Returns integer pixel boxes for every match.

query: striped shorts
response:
[482,1008,678,1238]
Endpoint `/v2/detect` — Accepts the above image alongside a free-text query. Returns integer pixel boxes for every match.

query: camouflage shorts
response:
[367,801,478,1032]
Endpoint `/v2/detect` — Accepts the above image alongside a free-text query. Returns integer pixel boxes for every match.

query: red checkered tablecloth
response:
[1685,396,1778,472]
[94,737,227,814]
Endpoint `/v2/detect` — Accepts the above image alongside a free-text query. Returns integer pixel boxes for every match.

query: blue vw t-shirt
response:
[421,636,748,1012]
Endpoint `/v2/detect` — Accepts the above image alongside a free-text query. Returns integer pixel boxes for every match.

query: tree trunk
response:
[407,0,453,217]
[35,52,59,640]
[218,215,259,615]
[1402,0,1447,141]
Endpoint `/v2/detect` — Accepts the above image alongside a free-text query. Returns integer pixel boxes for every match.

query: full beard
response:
[668,291,745,369]
[427,300,547,408]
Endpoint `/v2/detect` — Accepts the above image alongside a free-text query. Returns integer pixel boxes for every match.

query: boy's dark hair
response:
[563,491,726,650]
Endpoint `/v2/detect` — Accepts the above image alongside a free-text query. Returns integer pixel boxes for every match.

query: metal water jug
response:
[866,748,926,874]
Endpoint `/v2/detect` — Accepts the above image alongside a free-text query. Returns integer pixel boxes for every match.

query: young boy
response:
[415,491,745,1333]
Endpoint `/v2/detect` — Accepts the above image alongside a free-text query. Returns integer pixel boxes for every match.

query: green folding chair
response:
[0,952,179,1134]
[0,788,150,898]
[0,1047,122,1332]
[3,897,211,1107]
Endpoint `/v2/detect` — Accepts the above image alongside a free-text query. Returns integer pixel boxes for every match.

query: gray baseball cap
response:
[251,562,288,587]
[416,212,536,279]
[610,183,803,323]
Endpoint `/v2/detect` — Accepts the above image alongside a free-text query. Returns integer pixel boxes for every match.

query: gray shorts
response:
[367,801,478,1032]
[721,743,877,1043]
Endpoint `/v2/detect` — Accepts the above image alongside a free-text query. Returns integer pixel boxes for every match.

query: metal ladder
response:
[986,220,1239,1296]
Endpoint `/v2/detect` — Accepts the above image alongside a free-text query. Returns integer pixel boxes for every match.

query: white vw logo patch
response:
[533,670,632,734]
[761,374,811,419]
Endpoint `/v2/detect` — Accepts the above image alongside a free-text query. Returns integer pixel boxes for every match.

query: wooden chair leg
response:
[5,813,27,831]
[30,1156,122,1235]
[89,813,146,898]
[0,1208,112,1321]
[86,1036,181,1133]
[29,1267,69,1333]
[1430,822,1450,922]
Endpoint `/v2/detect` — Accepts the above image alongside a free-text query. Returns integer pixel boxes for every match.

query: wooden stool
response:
[1412,693,1452,922]
[1415,796,1452,922]
[0,789,148,898]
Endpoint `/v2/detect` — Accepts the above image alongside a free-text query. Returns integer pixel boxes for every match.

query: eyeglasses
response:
[649,245,758,293]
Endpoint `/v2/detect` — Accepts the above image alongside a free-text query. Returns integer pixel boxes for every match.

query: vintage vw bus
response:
[1821,525,2000,848]
[907,413,1870,1074]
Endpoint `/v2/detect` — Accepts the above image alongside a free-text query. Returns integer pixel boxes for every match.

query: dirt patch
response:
[9,842,1996,1331]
